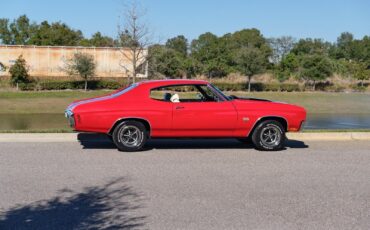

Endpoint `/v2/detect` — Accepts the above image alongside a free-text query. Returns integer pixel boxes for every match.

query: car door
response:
[171,85,238,137]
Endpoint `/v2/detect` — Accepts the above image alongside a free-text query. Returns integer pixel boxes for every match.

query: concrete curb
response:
[0,132,370,142]
[0,133,78,142]
[287,132,370,141]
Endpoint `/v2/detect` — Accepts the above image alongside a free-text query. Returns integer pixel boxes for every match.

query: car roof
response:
[138,79,209,87]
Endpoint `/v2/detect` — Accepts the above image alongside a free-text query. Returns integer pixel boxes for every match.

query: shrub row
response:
[16,80,367,92]
[213,82,301,92]
[18,80,124,91]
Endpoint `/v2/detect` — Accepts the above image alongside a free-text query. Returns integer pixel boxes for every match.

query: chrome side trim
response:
[246,115,289,137]
[108,117,152,135]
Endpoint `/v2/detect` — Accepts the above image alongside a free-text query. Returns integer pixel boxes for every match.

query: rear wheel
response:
[112,121,147,152]
[251,120,286,151]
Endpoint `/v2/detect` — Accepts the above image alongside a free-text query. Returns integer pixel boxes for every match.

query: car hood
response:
[232,97,305,113]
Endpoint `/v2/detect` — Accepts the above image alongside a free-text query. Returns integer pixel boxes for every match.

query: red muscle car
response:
[65,79,306,151]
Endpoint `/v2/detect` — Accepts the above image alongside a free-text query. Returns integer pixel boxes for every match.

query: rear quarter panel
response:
[72,84,172,134]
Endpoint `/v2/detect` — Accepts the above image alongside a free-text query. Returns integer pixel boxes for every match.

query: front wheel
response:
[251,120,286,151]
[112,121,147,152]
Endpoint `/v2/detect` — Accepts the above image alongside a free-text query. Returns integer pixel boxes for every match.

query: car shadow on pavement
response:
[77,133,308,150]
[0,177,147,230]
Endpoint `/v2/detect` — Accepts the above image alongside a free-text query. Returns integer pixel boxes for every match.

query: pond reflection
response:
[0,113,369,131]
[304,113,370,130]
[0,114,69,131]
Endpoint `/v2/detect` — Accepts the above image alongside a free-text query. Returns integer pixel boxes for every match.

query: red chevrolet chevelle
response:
[65,79,306,151]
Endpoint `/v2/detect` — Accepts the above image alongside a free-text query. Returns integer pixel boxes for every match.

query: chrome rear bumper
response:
[64,110,75,128]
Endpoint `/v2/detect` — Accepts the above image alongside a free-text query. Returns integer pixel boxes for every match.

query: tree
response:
[148,45,183,78]
[352,62,370,87]
[337,32,354,59]
[65,53,96,91]
[191,32,230,77]
[273,53,299,85]
[291,38,331,56]
[0,18,12,44]
[86,32,115,47]
[299,55,333,90]
[11,15,38,45]
[269,36,296,64]
[0,15,34,45]
[118,1,151,83]
[234,46,267,92]
[0,62,6,71]
[44,22,83,46]
[0,16,91,46]
[165,35,188,57]
[9,55,29,89]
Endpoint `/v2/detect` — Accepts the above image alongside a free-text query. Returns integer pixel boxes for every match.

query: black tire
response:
[112,120,147,152]
[251,120,286,151]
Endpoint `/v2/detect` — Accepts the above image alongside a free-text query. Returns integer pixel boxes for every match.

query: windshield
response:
[209,84,232,101]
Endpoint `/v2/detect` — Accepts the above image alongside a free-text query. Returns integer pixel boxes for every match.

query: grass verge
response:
[1,90,370,114]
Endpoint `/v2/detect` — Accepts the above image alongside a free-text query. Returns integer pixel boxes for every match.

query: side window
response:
[150,85,207,103]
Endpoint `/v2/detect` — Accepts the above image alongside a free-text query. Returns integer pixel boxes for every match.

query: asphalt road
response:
[0,136,370,230]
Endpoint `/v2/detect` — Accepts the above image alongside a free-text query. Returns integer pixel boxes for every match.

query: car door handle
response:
[175,106,185,110]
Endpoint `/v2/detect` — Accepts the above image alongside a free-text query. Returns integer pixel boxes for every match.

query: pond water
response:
[305,113,370,130]
[0,114,68,131]
[0,113,369,131]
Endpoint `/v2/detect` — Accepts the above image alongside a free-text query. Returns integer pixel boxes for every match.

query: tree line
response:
[0,15,114,47]
[1,15,369,91]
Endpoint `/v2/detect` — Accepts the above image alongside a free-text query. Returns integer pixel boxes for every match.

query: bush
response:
[351,85,367,92]
[18,80,124,91]
[18,82,37,91]
[324,85,346,92]
[9,55,30,86]
[314,81,333,91]
[213,82,300,92]
[16,80,303,92]
[41,80,123,90]
[263,83,280,91]
[280,83,301,92]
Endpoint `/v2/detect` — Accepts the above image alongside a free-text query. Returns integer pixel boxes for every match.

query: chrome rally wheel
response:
[252,120,286,151]
[260,125,281,147]
[112,121,147,152]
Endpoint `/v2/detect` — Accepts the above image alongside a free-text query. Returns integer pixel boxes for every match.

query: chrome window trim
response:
[149,83,227,103]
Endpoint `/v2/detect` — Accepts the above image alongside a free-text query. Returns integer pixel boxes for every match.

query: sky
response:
[1,0,369,43]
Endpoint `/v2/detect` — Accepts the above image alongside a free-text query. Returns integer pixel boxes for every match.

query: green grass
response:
[0,90,110,99]
[0,90,112,114]
[0,90,369,114]
[229,91,370,114]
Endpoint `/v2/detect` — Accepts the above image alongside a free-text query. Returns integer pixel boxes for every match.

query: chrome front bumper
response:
[64,110,75,128]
